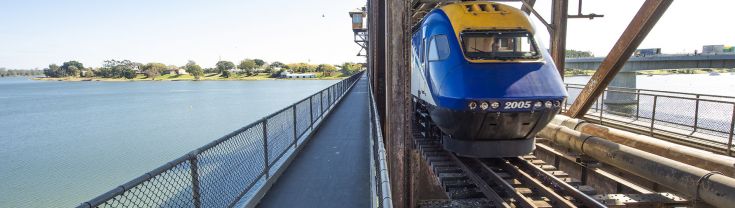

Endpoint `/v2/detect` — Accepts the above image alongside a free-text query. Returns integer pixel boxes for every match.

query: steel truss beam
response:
[566,0,673,118]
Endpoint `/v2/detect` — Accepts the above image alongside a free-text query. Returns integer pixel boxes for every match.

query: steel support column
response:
[550,0,568,79]
[385,0,412,207]
[566,0,672,118]
[369,0,387,128]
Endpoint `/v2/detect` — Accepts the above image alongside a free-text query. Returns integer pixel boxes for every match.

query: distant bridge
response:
[566,54,735,71]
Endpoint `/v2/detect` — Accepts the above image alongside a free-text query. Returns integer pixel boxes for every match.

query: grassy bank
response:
[34,72,349,82]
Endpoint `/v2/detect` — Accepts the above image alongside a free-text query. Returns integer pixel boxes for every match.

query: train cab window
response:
[428,35,450,61]
[461,30,540,60]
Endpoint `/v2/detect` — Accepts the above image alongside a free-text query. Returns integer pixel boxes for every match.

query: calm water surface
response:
[565,73,735,97]
[0,77,337,207]
[1,73,733,207]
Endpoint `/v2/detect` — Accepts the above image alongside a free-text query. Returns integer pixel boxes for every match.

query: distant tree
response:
[340,62,362,75]
[565,50,593,58]
[82,68,95,77]
[306,64,317,72]
[99,59,136,78]
[122,69,136,79]
[185,60,204,80]
[262,64,274,74]
[1,68,43,77]
[238,59,257,76]
[317,64,337,76]
[215,61,235,74]
[44,64,61,77]
[270,61,286,69]
[60,61,84,77]
[253,59,266,68]
[142,62,167,80]
[287,63,304,73]
[222,70,232,78]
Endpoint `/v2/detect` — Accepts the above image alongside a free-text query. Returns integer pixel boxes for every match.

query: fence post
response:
[292,105,298,147]
[651,96,658,136]
[596,92,601,112]
[600,91,605,124]
[189,157,201,208]
[635,89,641,119]
[320,90,325,118]
[563,85,569,112]
[694,95,700,132]
[309,96,314,129]
[262,119,269,178]
[728,104,735,156]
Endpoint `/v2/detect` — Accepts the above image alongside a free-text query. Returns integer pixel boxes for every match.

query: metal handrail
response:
[368,73,393,208]
[78,71,365,208]
[563,83,735,156]
[565,83,735,100]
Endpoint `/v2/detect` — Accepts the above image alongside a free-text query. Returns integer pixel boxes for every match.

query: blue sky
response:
[1,0,733,69]
[1,0,366,69]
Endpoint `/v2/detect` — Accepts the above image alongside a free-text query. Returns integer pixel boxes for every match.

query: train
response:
[411,2,568,157]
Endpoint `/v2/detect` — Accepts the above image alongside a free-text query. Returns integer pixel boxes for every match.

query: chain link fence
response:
[564,83,735,154]
[78,72,363,208]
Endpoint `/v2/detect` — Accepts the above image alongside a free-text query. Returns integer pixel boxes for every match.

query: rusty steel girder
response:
[550,114,735,178]
[566,0,673,118]
[539,124,735,208]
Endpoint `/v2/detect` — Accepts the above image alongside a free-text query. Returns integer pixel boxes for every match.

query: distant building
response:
[280,71,316,78]
[703,45,725,54]
[634,48,661,57]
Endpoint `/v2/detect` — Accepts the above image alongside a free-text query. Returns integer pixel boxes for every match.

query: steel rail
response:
[473,158,538,208]
[508,157,607,208]
[491,159,578,208]
[448,154,511,208]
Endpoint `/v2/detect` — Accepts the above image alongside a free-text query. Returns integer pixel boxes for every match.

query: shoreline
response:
[31,76,346,82]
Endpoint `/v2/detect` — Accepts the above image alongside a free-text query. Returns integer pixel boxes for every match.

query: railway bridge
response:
[77,0,735,208]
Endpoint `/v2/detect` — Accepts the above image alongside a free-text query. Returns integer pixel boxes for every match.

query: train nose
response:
[430,106,558,140]
[427,105,559,157]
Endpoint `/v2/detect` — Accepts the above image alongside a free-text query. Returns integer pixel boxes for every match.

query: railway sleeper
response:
[516,154,603,206]
[418,199,493,208]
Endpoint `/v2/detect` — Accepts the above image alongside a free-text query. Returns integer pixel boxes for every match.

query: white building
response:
[280,71,316,78]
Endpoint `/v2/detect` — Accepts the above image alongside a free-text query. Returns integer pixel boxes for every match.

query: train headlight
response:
[554,101,561,107]
[480,102,489,110]
[468,101,477,110]
[545,101,553,108]
[533,101,543,108]
[490,102,500,109]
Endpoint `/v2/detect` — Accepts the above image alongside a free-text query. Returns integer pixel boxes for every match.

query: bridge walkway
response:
[257,74,371,207]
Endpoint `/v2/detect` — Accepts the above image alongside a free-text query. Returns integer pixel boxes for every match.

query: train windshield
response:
[461,30,540,60]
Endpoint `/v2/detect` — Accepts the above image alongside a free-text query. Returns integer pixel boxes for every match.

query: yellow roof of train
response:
[440,2,535,35]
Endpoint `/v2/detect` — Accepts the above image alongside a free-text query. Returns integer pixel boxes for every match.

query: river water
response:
[1,73,733,207]
[565,73,735,97]
[0,77,338,207]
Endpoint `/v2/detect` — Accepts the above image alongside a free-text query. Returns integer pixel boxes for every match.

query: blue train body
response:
[411,2,567,157]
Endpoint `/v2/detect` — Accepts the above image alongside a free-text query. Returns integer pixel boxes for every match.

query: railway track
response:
[413,107,607,208]
[415,128,606,208]
[413,107,692,207]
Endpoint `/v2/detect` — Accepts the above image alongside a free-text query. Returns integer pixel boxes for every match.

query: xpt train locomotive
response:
[411,2,568,157]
